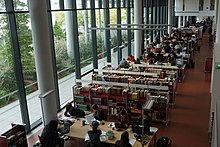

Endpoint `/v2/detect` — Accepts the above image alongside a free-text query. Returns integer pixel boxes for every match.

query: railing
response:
[0,44,127,105]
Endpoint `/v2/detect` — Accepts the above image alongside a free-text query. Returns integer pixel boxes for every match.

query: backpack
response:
[157,137,172,147]
[86,130,102,147]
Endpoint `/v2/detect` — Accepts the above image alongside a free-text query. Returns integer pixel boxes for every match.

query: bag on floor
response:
[157,137,172,147]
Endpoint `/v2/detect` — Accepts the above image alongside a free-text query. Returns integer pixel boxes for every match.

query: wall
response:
[175,0,215,16]
[210,44,220,147]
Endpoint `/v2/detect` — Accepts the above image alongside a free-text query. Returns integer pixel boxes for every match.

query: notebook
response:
[85,114,95,125]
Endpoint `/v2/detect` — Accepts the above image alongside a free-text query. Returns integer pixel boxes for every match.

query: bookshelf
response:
[73,79,170,124]
[92,71,176,105]
[0,123,28,147]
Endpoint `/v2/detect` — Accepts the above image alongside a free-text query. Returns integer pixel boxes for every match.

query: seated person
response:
[127,55,135,62]
[91,104,105,121]
[134,58,141,64]
[156,51,164,63]
[147,51,156,60]
[40,120,64,147]
[115,131,132,147]
[120,58,130,68]
[64,103,85,118]
[85,121,103,147]
[116,109,131,130]
[133,111,152,135]
[167,50,177,66]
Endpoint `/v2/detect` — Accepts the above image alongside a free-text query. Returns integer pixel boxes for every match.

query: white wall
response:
[175,0,183,11]
[185,0,199,11]
[175,0,215,16]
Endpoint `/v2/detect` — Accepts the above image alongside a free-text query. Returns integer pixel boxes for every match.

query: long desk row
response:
[62,118,158,147]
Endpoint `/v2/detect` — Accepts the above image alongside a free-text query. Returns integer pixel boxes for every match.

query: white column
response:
[210,45,220,147]
[29,0,57,125]
[216,0,220,43]
[183,16,186,27]
[134,0,142,59]
[178,16,181,28]
[168,0,173,34]
[64,0,74,59]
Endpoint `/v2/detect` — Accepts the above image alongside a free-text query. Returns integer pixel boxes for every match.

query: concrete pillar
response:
[64,0,74,59]
[134,0,142,59]
[183,16,186,27]
[29,0,57,125]
[178,16,182,28]
[168,0,173,34]
[216,0,220,43]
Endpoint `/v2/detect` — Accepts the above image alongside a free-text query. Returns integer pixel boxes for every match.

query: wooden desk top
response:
[64,118,156,147]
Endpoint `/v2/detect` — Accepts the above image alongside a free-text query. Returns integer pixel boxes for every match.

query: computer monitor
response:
[132,124,150,135]
[176,59,184,67]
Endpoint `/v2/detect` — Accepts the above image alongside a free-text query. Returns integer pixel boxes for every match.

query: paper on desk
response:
[62,117,76,123]
[85,130,107,142]
[107,122,115,128]
[129,139,136,145]
[150,127,158,133]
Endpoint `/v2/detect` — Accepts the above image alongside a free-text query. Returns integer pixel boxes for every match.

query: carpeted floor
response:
[155,33,213,147]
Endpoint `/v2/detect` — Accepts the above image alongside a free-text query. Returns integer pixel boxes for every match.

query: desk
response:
[64,118,157,147]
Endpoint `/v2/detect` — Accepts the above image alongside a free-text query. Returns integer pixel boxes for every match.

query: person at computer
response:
[64,103,85,118]
[135,111,152,135]
[115,131,132,147]
[117,109,131,129]
[85,121,103,147]
[91,104,105,121]
[167,50,177,66]
[40,120,64,147]
[127,54,135,62]
[134,58,141,64]
[120,58,130,68]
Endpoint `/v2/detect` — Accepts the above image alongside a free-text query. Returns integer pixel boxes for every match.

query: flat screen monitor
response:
[176,59,184,67]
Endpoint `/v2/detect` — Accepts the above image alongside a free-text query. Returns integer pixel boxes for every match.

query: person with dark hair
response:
[91,104,105,121]
[64,103,85,118]
[115,131,132,147]
[134,58,141,64]
[40,120,64,147]
[134,111,152,135]
[127,55,135,62]
[117,109,131,129]
[120,58,130,68]
[86,121,103,147]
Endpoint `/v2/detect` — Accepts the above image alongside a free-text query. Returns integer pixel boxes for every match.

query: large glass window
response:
[0,14,22,133]
[210,0,215,10]
[51,11,75,105]
[95,9,106,63]
[15,12,41,125]
[121,8,127,43]
[79,10,94,74]
[199,0,204,11]
[0,0,6,12]
[13,0,28,11]
[182,0,185,11]
[50,0,60,10]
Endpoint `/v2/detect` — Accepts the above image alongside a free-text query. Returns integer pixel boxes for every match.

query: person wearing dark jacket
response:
[91,104,105,121]
[135,111,152,135]
[115,131,132,147]
[64,103,85,118]
[86,121,103,147]
[117,109,131,129]
[40,120,64,147]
